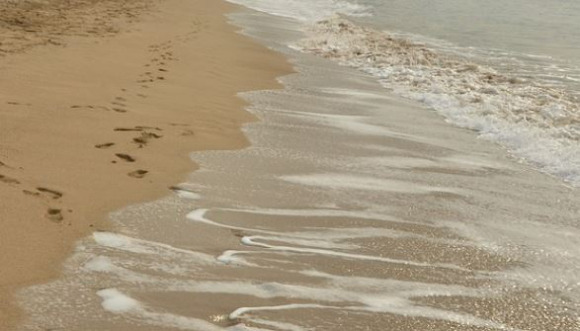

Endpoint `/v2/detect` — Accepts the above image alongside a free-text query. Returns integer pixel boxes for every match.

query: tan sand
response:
[0,0,292,328]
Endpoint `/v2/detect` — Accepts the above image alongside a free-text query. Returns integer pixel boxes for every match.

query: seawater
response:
[229,0,580,187]
[17,2,580,331]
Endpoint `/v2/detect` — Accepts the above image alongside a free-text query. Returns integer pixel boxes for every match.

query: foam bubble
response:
[97,289,141,313]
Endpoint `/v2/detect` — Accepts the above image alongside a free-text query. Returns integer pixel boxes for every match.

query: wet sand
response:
[0,0,291,328]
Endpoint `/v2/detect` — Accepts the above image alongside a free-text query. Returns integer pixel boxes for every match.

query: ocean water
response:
[229,0,580,187]
[17,1,580,330]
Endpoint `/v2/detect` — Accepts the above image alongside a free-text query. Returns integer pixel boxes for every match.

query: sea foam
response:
[295,17,580,186]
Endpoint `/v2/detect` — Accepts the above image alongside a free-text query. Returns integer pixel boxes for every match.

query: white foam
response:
[357,154,509,172]
[188,208,449,248]
[175,190,202,200]
[187,209,278,236]
[239,235,468,271]
[221,206,407,224]
[97,289,141,313]
[283,110,442,146]
[217,250,255,266]
[281,173,464,195]
[230,304,334,319]
[84,256,117,273]
[92,232,215,264]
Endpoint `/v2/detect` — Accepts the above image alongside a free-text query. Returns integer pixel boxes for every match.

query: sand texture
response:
[0,0,291,328]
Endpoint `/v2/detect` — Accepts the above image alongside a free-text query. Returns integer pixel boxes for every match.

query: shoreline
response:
[8,3,580,330]
[0,0,292,328]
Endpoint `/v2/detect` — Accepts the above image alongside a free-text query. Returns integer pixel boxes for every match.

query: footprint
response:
[95,142,115,149]
[0,174,20,184]
[231,229,246,238]
[115,127,143,132]
[128,170,148,178]
[37,187,63,199]
[46,208,63,223]
[181,129,195,137]
[115,153,136,162]
[23,189,40,197]
[115,126,162,132]
[133,131,162,147]
[112,107,127,113]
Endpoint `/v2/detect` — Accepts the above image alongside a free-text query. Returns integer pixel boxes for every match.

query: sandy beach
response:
[0,0,290,328]
[3,0,580,330]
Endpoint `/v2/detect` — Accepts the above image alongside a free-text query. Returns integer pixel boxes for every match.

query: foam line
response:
[240,236,469,271]
[219,206,408,224]
[229,303,512,330]
[280,173,464,195]
[93,269,503,329]
[93,232,214,263]
[230,304,338,319]
[217,250,257,266]
[188,208,438,242]
[187,209,277,236]
[190,207,460,247]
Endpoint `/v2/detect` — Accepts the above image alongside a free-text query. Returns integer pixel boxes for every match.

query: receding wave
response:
[294,17,580,186]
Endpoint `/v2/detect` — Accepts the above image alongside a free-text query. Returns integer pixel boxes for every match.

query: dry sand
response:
[0,0,291,328]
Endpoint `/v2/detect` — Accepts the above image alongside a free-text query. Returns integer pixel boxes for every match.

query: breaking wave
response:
[295,17,580,186]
